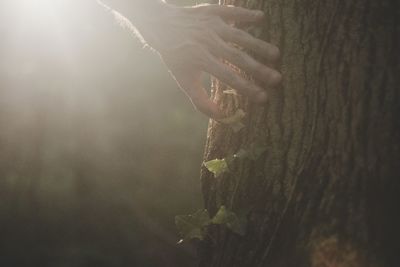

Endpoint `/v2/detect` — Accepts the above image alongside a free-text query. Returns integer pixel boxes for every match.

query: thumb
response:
[172,68,222,119]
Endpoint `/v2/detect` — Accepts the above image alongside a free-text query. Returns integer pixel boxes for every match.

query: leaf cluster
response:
[203,141,267,177]
[175,206,246,243]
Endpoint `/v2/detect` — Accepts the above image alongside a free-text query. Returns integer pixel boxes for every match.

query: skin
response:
[100,0,282,119]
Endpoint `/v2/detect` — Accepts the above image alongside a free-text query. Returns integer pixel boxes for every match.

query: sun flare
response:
[17,0,59,21]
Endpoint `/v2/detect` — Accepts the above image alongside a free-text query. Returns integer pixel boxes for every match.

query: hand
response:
[138,4,282,119]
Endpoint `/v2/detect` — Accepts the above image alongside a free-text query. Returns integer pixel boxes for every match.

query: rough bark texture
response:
[199,0,399,266]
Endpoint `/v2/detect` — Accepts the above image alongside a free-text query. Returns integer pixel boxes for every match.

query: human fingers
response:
[207,33,282,87]
[170,67,222,119]
[187,85,222,119]
[217,26,281,64]
[201,52,268,103]
[193,4,265,23]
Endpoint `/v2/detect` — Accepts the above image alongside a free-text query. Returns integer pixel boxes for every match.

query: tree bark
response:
[199,0,399,266]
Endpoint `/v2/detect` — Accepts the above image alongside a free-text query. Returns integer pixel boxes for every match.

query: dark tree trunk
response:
[199,0,399,266]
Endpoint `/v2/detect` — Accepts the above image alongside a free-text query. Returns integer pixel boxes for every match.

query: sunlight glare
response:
[5,0,81,81]
[17,0,62,25]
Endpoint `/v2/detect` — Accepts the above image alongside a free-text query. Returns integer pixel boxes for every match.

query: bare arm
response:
[98,0,281,118]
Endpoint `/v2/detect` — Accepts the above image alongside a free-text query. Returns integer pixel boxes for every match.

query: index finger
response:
[168,65,223,119]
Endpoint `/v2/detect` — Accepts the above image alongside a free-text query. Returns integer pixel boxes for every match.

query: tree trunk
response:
[199,0,399,266]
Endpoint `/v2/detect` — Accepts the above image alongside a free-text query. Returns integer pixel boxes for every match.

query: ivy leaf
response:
[218,109,246,133]
[175,210,210,243]
[204,159,229,177]
[211,206,246,236]
[234,148,249,159]
[234,143,267,161]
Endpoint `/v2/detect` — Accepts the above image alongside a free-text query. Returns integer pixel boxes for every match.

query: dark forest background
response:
[0,0,214,266]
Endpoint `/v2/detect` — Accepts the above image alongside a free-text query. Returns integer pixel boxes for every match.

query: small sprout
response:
[211,206,246,236]
[175,207,247,243]
[234,148,249,159]
[204,158,229,177]
[218,109,246,133]
[234,142,268,161]
[204,143,267,178]
[175,210,210,243]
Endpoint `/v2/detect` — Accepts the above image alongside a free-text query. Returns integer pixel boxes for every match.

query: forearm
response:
[96,1,281,118]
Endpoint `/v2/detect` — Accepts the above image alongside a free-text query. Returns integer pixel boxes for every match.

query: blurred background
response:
[0,0,214,266]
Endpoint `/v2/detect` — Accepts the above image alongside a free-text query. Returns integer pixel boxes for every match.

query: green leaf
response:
[211,206,246,236]
[233,148,249,159]
[218,109,246,133]
[234,142,267,161]
[175,210,210,242]
[204,158,229,177]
